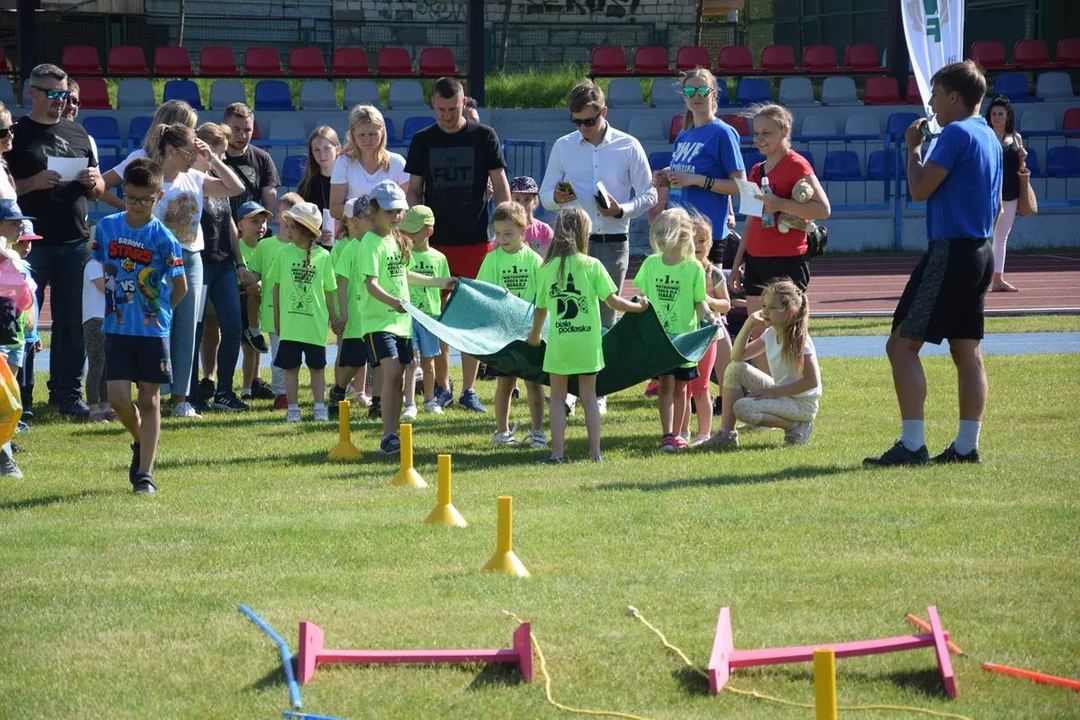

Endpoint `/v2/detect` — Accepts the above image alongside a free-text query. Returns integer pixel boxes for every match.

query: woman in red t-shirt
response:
[731,104,831,321]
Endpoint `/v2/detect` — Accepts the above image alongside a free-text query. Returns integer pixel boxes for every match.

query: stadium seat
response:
[76,78,110,109]
[1035,72,1074,100]
[717,46,754,74]
[333,47,371,76]
[1057,38,1080,68]
[1046,146,1080,177]
[906,76,923,104]
[117,79,155,109]
[402,116,434,143]
[209,80,246,109]
[863,76,902,105]
[821,76,859,105]
[62,45,102,75]
[607,78,646,107]
[268,116,307,142]
[778,77,815,105]
[382,117,397,143]
[742,148,766,169]
[1019,108,1055,132]
[844,114,880,135]
[344,79,380,108]
[21,83,30,107]
[128,116,153,153]
[736,77,771,105]
[1023,147,1042,177]
[970,40,1012,70]
[823,150,862,180]
[388,80,426,109]
[993,72,1034,103]
[254,80,295,110]
[1063,108,1080,134]
[802,45,839,73]
[1013,40,1055,69]
[281,155,306,187]
[800,151,816,171]
[377,48,415,77]
[0,78,13,106]
[108,46,149,76]
[651,79,686,108]
[800,114,836,136]
[676,46,711,72]
[419,47,457,76]
[244,47,284,77]
[844,44,884,72]
[200,46,239,76]
[719,114,750,137]
[289,47,328,77]
[591,46,630,76]
[648,151,672,171]
[669,114,683,143]
[627,115,666,142]
[886,112,920,139]
[299,80,339,110]
[82,116,122,153]
[868,150,903,181]
[633,46,670,75]
[154,46,193,76]
[163,79,203,110]
[0,46,8,73]
[761,45,798,74]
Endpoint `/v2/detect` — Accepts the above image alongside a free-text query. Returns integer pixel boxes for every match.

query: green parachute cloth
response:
[403,278,720,396]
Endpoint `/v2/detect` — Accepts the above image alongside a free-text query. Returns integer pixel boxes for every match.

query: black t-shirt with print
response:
[405,119,505,247]
[201,194,234,263]
[223,145,279,213]
[7,117,98,244]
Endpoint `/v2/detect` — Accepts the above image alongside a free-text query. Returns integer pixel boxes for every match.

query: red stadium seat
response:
[289,47,328,77]
[760,44,798,73]
[591,46,630,76]
[76,78,110,109]
[107,46,149,76]
[970,40,1012,70]
[252,119,260,140]
[376,48,415,76]
[669,114,683,143]
[863,76,902,105]
[1057,38,1080,68]
[676,46,711,72]
[154,46,193,76]
[419,47,457,76]
[199,46,239,76]
[719,113,750,137]
[244,47,283,77]
[906,76,923,104]
[844,44,884,72]
[717,45,754,74]
[1013,39,1056,69]
[62,45,102,75]
[802,45,839,73]
[1063,108,1080,131]
[633,46,670,75]
[332,47,371,76]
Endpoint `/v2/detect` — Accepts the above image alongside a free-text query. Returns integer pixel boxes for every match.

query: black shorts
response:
[364,332,414,368]
[661,366,700,382]
[893,238,993,345]
[273,340,327,370]
[105,334,172,385]
[743,252,810,297]
[339,338,370,369]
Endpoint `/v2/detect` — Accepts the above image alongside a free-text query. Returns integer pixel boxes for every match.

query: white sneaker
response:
[597,396,608,415]
[785,421,814,445]
[525,430,547,449]
[172,402,202,419]
[313,405,330,422]
[354,392,372,407]
[402,403,418,421]
[493,430,520,447]
[690,434,711,447]
[286,406,302,423]
[564,393,577,417]
[423,398,444,414]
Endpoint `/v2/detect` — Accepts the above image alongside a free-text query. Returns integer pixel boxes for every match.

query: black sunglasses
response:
[67,97,81,107]
[32,85,71,101]
[0,127,12,140]
[571,111,603,128]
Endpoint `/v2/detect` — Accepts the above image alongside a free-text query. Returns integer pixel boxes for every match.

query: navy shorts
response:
[105,334,172,384]
[274,340,327,370]
[661,366,700,382]
[893,238,993,344]
[364,332,414,368]
[338,338,369,369]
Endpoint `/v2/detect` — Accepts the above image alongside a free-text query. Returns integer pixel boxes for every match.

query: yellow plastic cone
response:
[327,400,362,460]
[482,496,529,577]
[390,423,426,488]
[425,455,467,527]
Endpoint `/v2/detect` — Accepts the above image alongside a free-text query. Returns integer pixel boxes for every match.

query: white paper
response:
[736,179,763,218]
[47,157,89,182]
[321,209,335,247]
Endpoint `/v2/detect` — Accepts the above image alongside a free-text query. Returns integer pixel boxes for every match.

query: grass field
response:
[2,354,1079,719]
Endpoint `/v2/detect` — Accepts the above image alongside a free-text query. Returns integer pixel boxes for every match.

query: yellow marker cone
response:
[425,455,467,527]
[482,496,529,577]
[390,423,427,488]
[814,648,838,720]
[327,401,363,460]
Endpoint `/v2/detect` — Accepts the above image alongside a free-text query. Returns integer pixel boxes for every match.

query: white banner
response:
[901,0,966,129]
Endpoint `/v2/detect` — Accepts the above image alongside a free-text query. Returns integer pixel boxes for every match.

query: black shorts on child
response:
[274,340,327,370]
[661,366,700,382]
[339,338,370,368]
[742,252,811,297]
[364,332,414,368]
[105,334,172,384]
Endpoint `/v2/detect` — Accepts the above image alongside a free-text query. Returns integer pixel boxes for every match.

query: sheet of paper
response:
[47,157,88,182]
[735,179,763,218]
[322,209,335,247]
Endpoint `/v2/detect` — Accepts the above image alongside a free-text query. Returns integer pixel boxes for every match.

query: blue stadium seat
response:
[1024,147,1042,177]
[281,155,306,187]
[648,151,672,171]
[799,151,816,172]
[1046,146,1080,177]
[823,150,863,180]
[0,78,13,106]
[254,80,295,111]
[992,72,1035,103]
[128,116,153,153]
[382,117,397,144]
[886,112,920,139]
[98,154,120,175]
[742,148,766,169]
[868,150,904,181]
[736,77,771,105]
[402,116,433,143]
[163,80,203,110]
[82,116,122,154]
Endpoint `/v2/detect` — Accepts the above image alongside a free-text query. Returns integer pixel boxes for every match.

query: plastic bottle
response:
[760,176,776,228]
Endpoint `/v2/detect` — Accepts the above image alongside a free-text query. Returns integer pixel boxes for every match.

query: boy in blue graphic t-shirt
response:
[90,158,187,494]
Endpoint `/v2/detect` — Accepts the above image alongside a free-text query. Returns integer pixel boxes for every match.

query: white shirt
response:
[112,148,147,179]
[330,152,409,199]
[762,326,821,399]
[154,169,205,252]
[83,258,105,323]
[539,124,657,235]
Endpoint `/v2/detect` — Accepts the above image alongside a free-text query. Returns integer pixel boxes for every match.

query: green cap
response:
[400,205,435,234]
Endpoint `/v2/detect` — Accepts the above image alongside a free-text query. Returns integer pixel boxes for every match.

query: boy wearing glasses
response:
[90,158,187,494]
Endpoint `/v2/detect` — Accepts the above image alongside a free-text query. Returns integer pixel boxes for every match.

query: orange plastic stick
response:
[982,662,1080,692]
[904,614,964,656]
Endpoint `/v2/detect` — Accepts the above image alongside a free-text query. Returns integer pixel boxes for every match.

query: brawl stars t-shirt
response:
[535,254,617,375]
[477,245,543,303]
[408,247,450,316]
[265,243,336,345]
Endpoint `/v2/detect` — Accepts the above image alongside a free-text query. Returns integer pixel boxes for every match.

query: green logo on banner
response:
[923,0,941,43]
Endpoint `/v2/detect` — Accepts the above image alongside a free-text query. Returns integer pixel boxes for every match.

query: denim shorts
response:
[412,320,441,359]
[1,343,25,370]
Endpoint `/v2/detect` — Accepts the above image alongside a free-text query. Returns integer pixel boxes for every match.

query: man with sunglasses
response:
[7,63,103,417]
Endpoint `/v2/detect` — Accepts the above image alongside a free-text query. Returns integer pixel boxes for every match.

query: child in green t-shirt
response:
[328,195,374,417]
[634,208,719,453]
[236,201,273,403]
[480,201,546,448]
[526,207,649,464]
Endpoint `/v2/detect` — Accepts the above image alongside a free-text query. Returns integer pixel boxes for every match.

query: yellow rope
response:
[626,606,974,720]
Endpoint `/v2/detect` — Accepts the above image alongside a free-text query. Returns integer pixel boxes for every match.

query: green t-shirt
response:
[330,236,357,271]
[535,253,617,375]
[633,254,705,368]
[238,238,258,268]
[408,247,450,316]
[248,235,291,332]
[352,231,411,338]
[265,243,336,346]
[329,238,359,315]
[477,245,543,303]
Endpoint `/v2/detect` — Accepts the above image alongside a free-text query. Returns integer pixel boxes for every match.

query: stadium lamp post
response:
[468,0,485,105]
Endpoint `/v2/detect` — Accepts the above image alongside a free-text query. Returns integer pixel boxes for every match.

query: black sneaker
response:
[379,434,401,455]
[863,441,930,467]
[243,328,271,353]
[713,396,723,417]
[199,377,215,399]
[59,397,91,417]
[250,377,275,400]
[132,471,157,495]
[539,455,567,465]
[932,443,981,464]
[22,409,34,421]
[129,442,141,485]
[213,391,250,412]
[328,385,348,417]
[368,398,382,420]
[190,397,213,415]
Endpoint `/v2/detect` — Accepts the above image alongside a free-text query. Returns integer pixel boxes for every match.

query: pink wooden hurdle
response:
[707,605,957,698]
[297,621,533,685]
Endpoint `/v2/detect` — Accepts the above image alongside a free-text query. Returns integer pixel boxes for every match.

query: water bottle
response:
[760,176,776,228]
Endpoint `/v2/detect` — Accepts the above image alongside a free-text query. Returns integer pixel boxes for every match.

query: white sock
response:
[314,402,326,410]
[954,420,981,455]
[288,403,300,411]
[901,420,925,452]
[242,387,251,395]
[249,326,262,335]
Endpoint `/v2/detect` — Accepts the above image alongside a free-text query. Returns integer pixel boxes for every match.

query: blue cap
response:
[234,200,272,223]
[370,179,409,212]
[0,199,34,223]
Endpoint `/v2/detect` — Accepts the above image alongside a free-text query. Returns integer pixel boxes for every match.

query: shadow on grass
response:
[589,463,850,491]
[672,666,712,696]
[773,666,947,699]
[249,661,290,694]
[151,449,355,470]
[0,488,127,512]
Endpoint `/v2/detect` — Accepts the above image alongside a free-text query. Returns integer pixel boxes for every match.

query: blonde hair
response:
[0,101,11,126]
[762,279,810,373]
[297,125,341,199]
[142,100,198,156]
[749,103,794,146]
[278,192,303,211]
[342,104,390,171]
[196,121,230,149]
[649,207,695,260]
[150,123,195,163]
[544,206,592,286]
[492,201,528,230]
[680,67,720,132]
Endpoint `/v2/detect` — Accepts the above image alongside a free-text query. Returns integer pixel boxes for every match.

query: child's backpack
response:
[0,257,35,312]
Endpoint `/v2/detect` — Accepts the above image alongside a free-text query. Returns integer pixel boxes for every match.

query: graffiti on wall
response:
[414,0,468,22]
[523,0,642,19]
